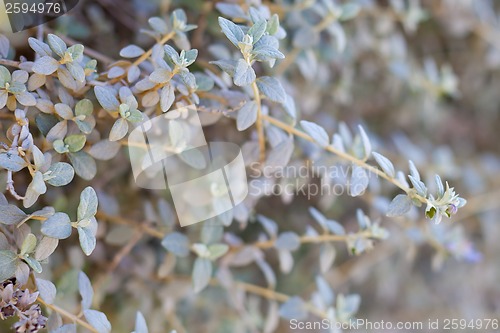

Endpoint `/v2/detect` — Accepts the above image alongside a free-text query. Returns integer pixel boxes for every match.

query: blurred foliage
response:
[0,0,499,332]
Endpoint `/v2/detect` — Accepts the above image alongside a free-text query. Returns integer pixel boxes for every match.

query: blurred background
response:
[3,0,500,332]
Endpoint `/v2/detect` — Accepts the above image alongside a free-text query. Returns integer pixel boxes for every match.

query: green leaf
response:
[64,135,86,153]
[0,251,17,282]
[0,65,11,86]
[83,309,111,333]
[67,44,84,60]
[0,152,26,172]
[218,17,244,46]
[75,99,94,116]
[256,76,286,104]
[77,187,98,221]
[161,232,190,257]
[23,255,42,273]
[387,194,413,217]
[207,244,229,260]
[0,204,27,226]
[20,233,37,256]
[41,212,72,239]
[234,59,255,87]
[192,257,212,293]
[267,14,280,35]
[44,162,75,187]
[53,139,69,154]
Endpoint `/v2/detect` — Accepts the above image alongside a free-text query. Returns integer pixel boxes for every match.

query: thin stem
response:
[133,32,176,68]
[0,59,21,68]
[261,114,427,204]
[37,298,98,333]
[250,231,372,249]
[251,81,266,163]
[96,211,164,239]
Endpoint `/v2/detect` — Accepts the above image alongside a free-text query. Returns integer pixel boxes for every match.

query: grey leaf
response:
[94,86,119,112]
[44,162,75,187]
[161,232,190,257]
[133,312,149,333]
[0,152,26,172]
[109,118,129,141]
[120,45,145,58]
[275,232,300,251]
[88,140,121,161]
[160,83,175,112]
[279,296,307,320]
[68,151,97,180]
[78,271,94,310]
[218,17,244,46]
[78,225,97,256]
[192,257,212,293]
[0,250,18,282]
[215,3,247,20]
[77,187,98,221]
[236,101,258,131]
[300,121,329,146]
[33,56,59,75]
[386,194,413,217]
[47,34,67,57]
[372,152,395,178]
[66,63,85,82]
[0,204,27,226]
[0,34,9,58]
[83,309,111,333]
[325,220,345,235]
[256,76,286,104]
[358,125,371,159]
[41,212,72,239]
[234,59,256,87]
[350,165,368,197]
[36,278,57,304]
